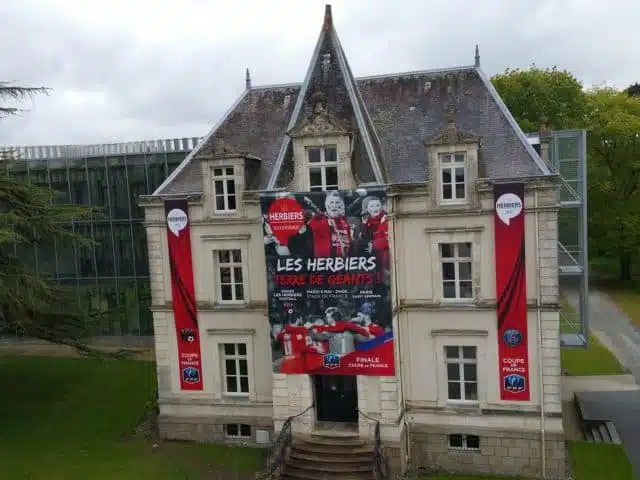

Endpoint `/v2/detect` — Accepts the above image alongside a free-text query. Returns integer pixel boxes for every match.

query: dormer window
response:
[213,167,237,212]
[308,146,338,192]
[440,153,466,202]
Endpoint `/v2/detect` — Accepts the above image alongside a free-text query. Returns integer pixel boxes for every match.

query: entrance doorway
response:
[314,375,358,423]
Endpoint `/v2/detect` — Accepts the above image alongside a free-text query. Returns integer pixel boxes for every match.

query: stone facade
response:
[140,5,566,479]
[410,423,565,478]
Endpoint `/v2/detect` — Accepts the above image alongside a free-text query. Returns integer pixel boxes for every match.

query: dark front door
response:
[314,375,358,423]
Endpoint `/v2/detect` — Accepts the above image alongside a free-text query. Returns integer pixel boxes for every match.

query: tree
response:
[0,84,101,349]
[586,87,640,280]
[491,66,588,132]
[625,82,640,97]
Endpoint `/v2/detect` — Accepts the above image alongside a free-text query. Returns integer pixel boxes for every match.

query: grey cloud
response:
[0,0,638,146]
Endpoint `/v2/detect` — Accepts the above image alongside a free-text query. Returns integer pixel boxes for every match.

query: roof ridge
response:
[473,66,551,176]
[250,65,477,91]
[265,5,385,189]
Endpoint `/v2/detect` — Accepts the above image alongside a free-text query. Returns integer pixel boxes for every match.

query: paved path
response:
[566,290,640,478]
[565,290,640,383]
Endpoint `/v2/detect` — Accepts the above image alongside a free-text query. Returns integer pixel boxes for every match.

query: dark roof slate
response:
[154,6,549,197]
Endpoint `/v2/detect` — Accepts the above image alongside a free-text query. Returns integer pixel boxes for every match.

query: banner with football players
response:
[261,187,395,376]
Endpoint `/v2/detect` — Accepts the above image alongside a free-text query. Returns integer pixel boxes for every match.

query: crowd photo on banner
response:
[260,187,395,377]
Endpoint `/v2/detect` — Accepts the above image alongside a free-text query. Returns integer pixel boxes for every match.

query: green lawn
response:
[420,441,633,480]
[601,280,640,329]
[568,442,634,480]
[560,296,625,376]
[0,355,264,480]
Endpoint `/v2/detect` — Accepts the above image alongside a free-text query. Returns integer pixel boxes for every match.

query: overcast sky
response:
[0,0,637,147]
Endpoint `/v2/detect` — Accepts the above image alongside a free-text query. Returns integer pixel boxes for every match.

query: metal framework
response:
[0,137,200,340]
[528,130,589,348]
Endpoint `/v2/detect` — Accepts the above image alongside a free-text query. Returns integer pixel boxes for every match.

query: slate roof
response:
[154,5,549,197]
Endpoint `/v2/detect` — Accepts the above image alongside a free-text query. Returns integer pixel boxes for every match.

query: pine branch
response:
[0,83,50,101]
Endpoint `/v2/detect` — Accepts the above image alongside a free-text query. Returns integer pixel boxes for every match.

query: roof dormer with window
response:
[424,105,481,210]
[288,92,357,192]
[199,138,258,218]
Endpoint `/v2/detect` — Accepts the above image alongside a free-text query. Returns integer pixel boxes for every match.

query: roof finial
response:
[245,68,251,90]
[323,4,333,32]
[474,45,480,68]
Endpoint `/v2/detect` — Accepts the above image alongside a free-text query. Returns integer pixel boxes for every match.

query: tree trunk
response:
[619,253,632,281]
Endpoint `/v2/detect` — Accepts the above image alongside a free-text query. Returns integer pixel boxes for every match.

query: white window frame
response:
[212,166,237,213]
[439,152,467,203]
[222,342,250,397]
[440,242,473,301]
[306,145,338,192]
[215,249,245,304]
[224,423,252,439]
[444,345,479,404]
[448,433,480,451]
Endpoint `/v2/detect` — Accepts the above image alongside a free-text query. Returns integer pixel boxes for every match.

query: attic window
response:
[307,146,338,192]
[439,153,466,203]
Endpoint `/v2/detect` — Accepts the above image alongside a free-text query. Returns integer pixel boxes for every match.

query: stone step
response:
[591,427,603,443]
[289,450,372,465]
[292,442,373,456]
[282,466,374,480]
[288,460,373,473]
[303,435,369,447]
[605,421,622,445]
[598,423,611,442]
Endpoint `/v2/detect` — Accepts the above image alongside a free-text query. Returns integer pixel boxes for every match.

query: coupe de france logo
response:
[323,353,341,370]
[167,208,188,237]
[182,367,200,384]
[503,374,526,393]
[503,329,523,347]
[495,193,523,226]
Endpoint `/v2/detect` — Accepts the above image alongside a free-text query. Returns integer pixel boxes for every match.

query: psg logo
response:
[323,354,341,370]
[503,329,522,347]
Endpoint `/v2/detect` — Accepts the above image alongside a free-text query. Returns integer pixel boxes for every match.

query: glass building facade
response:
[2,138,200,337]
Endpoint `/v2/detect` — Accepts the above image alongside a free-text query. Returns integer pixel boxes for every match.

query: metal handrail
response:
[358,409,389,480]
[255,404,314,480]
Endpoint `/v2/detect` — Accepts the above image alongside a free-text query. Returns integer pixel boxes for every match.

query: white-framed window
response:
[439,152,466,202]
[216,249,244,302]
[445,345,478,402]
[448,434,480,451]
[440,242,473,299]
[213,167,237,212]
[225,423,252,439]
[222,343,249,395]
[307,146,338,192]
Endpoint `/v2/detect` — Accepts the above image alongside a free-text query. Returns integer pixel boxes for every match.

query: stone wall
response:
[159,414,274,445]
[410,424,565,479]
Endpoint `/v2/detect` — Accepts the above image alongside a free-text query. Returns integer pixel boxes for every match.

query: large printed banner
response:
[494,183,530,401]
[261,188,394,376]
[165,200,203,391]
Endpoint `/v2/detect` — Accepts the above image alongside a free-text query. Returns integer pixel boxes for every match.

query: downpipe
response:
[535,187,547,478]
[391,193,411,470]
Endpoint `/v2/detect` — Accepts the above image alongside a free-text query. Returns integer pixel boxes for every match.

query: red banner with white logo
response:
[165,200,203,390]
[494,183,530,401]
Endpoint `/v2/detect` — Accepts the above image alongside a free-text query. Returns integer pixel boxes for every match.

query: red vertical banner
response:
[494,183,530,401]
[165,200,203,391]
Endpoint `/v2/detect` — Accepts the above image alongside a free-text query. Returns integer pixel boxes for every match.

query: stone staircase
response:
[585,420,622,445]
[280,432,375,480]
